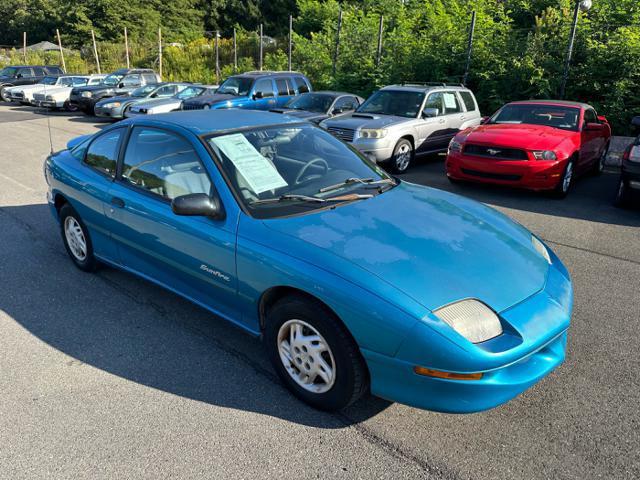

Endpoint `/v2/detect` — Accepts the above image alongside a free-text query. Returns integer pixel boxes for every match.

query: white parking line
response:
[0,172,36,192]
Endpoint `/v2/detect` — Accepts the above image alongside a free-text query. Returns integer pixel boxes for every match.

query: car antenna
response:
[42,81,54,154]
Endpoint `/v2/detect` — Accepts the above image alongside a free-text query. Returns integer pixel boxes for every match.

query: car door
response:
[441,91,466,139]
[580,108,603,170]
[274,78,293,107]
[251,78,277,110]
[416,91,449,152]
[105,126,239,321]
[15,68,35,86]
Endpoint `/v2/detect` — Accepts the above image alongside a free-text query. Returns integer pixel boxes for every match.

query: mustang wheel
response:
[593,142,609,175]
[553,159,574,198]
[59,204,98,272]
[265,295,368,411]
[390,139,413,173]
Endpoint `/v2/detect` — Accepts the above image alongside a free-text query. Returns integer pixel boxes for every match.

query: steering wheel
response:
[295,158,329,185]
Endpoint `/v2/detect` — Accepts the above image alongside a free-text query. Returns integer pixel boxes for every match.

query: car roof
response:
[302,91,356,97]
[381,83,471,93]
[112,68,156,74]
[508,99,591,110]
[122,109,303,135]
[233,71,307,78]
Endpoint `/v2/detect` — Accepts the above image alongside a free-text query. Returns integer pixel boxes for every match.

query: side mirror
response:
[631,116,640,128]
[584,122,603,131]
[16,73,23,79]
[118,82,125,88]
[171,193,225,220]
[254,91,264,99]
[331,107,343,115]
[481,116,490,124]
[150,93,158,98]
[421,107,439,118]
[597,115,608,123]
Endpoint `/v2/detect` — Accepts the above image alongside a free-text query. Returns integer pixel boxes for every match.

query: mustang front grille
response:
[461,168,522,181]
[463,144,529,161]
[326,127,355,142]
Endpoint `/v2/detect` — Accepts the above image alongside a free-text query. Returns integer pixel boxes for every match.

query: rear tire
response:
[389,138,414,173]
[614,178,631,208]
[264,295,368,411]
[592,142,609,176]
[59,204,98,272]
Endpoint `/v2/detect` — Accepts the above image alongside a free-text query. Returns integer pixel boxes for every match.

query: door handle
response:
[111,197,125,208]
[438,118,446,124]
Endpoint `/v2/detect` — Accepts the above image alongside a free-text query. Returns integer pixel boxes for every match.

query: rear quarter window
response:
[460,91,477,112]
[84,129,124,177]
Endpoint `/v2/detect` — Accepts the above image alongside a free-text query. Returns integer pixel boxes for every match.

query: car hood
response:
[263,182,548,313]
[323,113,409,130]
[461,123,576,150]
[37,86,72,95]
[270,108,328,122]
[183,93,236,106]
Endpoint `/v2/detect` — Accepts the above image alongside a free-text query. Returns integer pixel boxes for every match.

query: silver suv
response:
[321,83,482,172]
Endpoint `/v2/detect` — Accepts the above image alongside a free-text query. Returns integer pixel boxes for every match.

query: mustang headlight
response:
[434,299,503,343]
[81,91,92,98]
[531,235,551,264]
[532,150,557,161]
[449,138,463,153]
[359,128,388,139]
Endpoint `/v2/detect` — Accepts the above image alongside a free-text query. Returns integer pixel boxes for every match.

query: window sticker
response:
[211,133,288,194]
[443,93,457,109]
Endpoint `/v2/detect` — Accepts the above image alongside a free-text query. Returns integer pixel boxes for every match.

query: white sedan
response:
[32,75,106,110]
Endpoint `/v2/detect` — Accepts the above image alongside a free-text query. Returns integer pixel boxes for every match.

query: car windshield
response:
[131,85,158,97]
[356,90,425,118]
[102,74,124,86]
[176,86,205,99]
[41,76,58,85]
[489,104,580,131]
[0,67,18,77]
[217,77,254,96]
[206,124,394,219]
[285,94,334,113]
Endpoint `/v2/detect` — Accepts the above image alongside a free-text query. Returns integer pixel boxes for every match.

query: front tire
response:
[59,204,98,272]
[389,138,413,173]
[552,159,574,198]
[264,295,368,411]
[0,86,10,102]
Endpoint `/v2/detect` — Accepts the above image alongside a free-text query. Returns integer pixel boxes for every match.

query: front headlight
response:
[434,299,503,344]
[532,150,557,161]
[359,128,388,139]
[81,91,92,98]
[449,138,463,153]
[46,95,54,101]
[531,235,551,264]
[102,102,121,109]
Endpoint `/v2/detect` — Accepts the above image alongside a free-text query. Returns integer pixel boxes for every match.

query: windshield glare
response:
[102,74,123,86]
[489,104,580,131]
[177,86,205,99]
[285,94,333,113]
[217,77,254,96]
[206,124,391,218]
[357,90,425,118]
[0,67,18,77]
[132,85,157,97]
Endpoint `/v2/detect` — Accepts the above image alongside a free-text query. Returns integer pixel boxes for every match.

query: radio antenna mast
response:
[42,81,54,154]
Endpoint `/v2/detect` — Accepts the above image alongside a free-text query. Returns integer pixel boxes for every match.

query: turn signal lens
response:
[413,366,483,380]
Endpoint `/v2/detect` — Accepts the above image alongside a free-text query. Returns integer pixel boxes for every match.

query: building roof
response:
[26,41,71,53]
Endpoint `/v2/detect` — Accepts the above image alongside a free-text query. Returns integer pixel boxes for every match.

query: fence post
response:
[158,27,163,79]
[56,29,66,72]
[462,11,476,86]
[376,15,384,67]
[215,31,220,84]
[91,30,101,74]
[332,8,343,77]
[23,32,27,63]
[288,15,293,71]
[259,24,263,71]
[233,28,237,73]
[124,27,130,68]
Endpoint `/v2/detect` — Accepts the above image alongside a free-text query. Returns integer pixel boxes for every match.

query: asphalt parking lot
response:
[0,104,639,480]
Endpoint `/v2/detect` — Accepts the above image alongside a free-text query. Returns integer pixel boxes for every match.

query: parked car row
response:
[1,64,626,204]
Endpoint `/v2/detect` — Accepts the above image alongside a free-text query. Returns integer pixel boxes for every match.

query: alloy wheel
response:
[277,319,336,394]
[395,144,411,172]
[64,216,87,261]
[562,162,573,193]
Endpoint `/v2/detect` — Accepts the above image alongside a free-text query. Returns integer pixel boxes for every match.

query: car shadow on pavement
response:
[0,202,391,429]
[6,105,113,128]
[404,157,640,223]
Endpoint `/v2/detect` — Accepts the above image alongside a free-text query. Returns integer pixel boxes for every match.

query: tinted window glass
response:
[293,77,310,93]
[275,78,289,96]
[254,78,274,97]
[122,74,141,87]
[460,91,477,112]
[442,92,462,114]
[85,129,123,177]
[584,109,597,124]
[333,96,359,112]
[286,93,333,113]
[122,127,211,200]
[33,67,45,76]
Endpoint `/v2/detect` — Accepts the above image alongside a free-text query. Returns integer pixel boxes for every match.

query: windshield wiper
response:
[251,194,326,205]
[319,177,394,193]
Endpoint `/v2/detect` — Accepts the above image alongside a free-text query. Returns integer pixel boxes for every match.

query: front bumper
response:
[94,104,125,119]
[446,151,566,191]
[350,138,394,164]
[69,96,98,112]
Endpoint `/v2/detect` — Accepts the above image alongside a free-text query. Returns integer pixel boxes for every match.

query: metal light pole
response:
[560,0,592,99]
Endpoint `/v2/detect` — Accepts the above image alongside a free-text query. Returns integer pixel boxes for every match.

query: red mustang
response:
[446,100,611,197]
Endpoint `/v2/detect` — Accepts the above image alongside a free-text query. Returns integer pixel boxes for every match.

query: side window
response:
[285,78,296,95]
[143,73,158,84]
[275,78,289,96]
[85,129,124,177]
[459,91,477,112]
[18,68,34,78]
[442,92,462,114]
[122,74,141,87]
[73,77,89,86]
[424,92,444,116]
[333,96,359,112]
[121,127,212,201]
[293,77,310,94]
[33,67,45,76]
[584,109,597,124]
[89,77,102,85]
[254,78,274,97]
[155,85,177,97]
